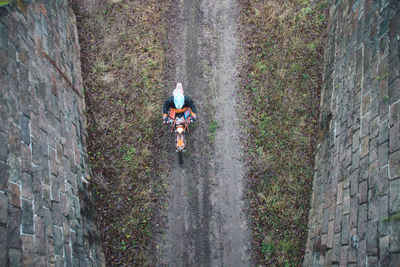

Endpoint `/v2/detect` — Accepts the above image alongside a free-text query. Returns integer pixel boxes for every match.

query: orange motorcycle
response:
[166,108,194,164]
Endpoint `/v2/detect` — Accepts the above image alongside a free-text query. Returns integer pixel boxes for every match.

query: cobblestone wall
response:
[0,0,104,266]
[304,0,399,266]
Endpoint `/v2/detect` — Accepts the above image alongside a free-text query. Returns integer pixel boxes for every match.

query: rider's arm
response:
[184,96,196,113]
[163,96,174,116]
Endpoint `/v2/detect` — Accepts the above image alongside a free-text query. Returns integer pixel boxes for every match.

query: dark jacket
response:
[163,95,197,114]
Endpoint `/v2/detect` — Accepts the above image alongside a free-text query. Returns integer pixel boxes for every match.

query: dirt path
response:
[156,0,251,266]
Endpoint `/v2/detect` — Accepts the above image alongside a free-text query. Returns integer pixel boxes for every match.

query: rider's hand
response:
[163,114,168,123]
[191,113,196,121]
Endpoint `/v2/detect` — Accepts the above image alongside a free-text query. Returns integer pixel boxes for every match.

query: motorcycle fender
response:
[176,134,185,149]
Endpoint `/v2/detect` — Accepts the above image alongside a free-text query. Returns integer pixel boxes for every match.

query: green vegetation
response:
[383,212,400,222]
[72,0,169,265]
[240,0,329,265]
[0,0,10,7]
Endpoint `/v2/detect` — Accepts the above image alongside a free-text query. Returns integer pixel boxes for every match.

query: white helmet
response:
[173,83,184,109]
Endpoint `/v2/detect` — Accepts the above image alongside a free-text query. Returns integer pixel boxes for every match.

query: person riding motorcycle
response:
[163,83,197,123]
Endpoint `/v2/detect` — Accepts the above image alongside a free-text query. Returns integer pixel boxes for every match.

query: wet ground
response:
[156,0,252,266]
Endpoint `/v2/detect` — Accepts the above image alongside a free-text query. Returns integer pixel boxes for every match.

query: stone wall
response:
[304,0,399,266]
[0,0,104,266]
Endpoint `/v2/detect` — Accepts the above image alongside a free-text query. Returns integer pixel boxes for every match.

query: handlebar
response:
[164,118,193,124]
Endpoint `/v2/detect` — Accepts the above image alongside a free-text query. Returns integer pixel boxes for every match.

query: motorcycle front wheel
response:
[178,151,183,165]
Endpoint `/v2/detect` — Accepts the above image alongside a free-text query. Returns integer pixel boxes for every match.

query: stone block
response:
[327,220,335,249]
[361,112,370,138]
[367,256,378,266]
[378,142,389,167]
[46,236,55,266]
[389,78,400,105]
[21,234,34,267]
[39,130,48,157]
[360,136,370,158]
[389,100,400,127]
[350,171,358,196]
[21,172,32,200]
[34,255,47,267]
[0,45,7,71]
[52,201,62,226]
[60,193,68,217]
[8,207,22,249]
[8,248,22,267]
[379,235,391,266]
[324,248,332,266]
[21,199,33,235]
[352,149,360,171]
[64,243,72,267]
[332,233,341,263]
[62,217,70,244]
[8,154,21,184]
[0,226,6,266]
[54,226,63,256]
[55,255,64,267]
[370,116,379,138]
[34,216,46,255]
[20,144,31,173]
[341,215,350,245]
[378,120,390,144]
[359,180,368,204]
[0,192,7,225]
[0,97,8,133]
[358,239,367,266]
[368,191,379,221]
[348,228,357,263]
[339,245,348,266]
[42,184,51,208]
[335,204,343,233]
[0,131,8,162]
[9,124,21,156]
[51,176,60,203]
[377,166,389,197]
[19,114,30,145]
[389,122,400,153]
[9,182,21,208]
[0,162,9,191]
[390,253,400,266]
[337,182,344,205]
[389,178,400,213]
[368,161,380,189]
[367,220,378,255]
[31,135,41,166]
[389,149,400,180]
[343,188,350,213]
[350,197,358,228]
[369,137,378,162]
[49,148,58,176]
[41,156,50,185]
[358,203,368,240]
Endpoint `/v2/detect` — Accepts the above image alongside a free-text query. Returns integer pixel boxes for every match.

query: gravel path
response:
[157,1,251,266]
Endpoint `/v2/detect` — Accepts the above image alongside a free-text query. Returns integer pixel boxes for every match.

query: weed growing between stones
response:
[240,0,329,265]
[72,0,169,265]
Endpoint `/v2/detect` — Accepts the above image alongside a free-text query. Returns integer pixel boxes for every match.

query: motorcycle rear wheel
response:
[178,151,183,165]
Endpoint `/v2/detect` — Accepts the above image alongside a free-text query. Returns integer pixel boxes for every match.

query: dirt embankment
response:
[240,0,328,265]
[72,0,170,265]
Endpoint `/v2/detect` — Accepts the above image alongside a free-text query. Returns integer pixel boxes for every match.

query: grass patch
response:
[240,0,328,265]
[72,0,169,265]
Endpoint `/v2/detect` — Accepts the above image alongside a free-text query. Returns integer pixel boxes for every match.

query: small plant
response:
[383,212,400,222]
[208,120,218,134]
[0,1,10,7]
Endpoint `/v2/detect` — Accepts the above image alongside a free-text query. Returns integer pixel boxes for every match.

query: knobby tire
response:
[178,151,183,165]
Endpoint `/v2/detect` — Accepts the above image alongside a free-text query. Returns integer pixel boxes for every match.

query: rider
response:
[163,83,197,123]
